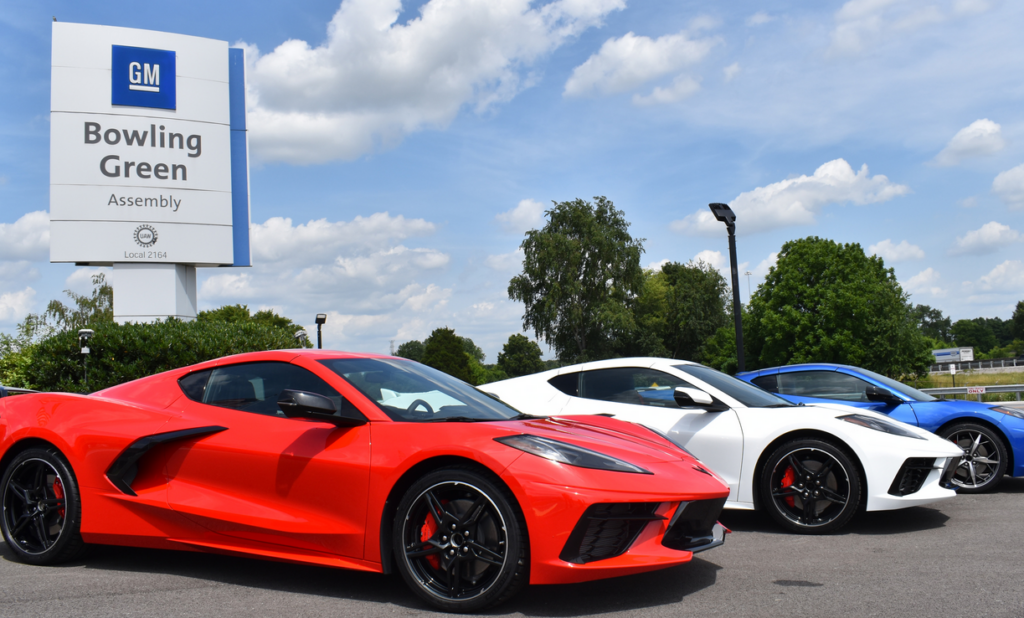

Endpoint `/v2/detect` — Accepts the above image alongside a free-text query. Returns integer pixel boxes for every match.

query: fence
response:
[920,384,1024,403]
[928,357,1022,373]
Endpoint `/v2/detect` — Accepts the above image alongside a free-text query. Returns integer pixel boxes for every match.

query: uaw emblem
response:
[133,224,158,247]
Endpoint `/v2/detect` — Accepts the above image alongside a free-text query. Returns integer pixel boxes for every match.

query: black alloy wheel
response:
[1,447,86,564]
[760,439,862,535]
[939,423,1007,493]
[393,467,528,612]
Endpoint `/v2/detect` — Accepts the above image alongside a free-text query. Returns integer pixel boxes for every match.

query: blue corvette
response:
[737,363,1024,493]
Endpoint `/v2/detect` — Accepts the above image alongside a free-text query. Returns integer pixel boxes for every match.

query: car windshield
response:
[852,367,937,402]
[319,358,523,422]
[674,364,795,408]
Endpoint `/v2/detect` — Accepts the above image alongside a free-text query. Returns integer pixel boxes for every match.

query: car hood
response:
[496,414,696,465]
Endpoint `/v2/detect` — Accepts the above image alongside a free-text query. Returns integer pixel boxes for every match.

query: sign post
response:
[50,23,251,322]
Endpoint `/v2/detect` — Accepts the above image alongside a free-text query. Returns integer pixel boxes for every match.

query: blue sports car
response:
[737,363,1024,493]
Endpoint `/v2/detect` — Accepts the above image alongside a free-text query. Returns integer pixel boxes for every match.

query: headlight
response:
[838,414,925,440]
[990,406,1024,420]
[495,434,652,474]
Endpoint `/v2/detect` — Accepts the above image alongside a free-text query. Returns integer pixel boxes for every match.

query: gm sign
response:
[111,45,176,110]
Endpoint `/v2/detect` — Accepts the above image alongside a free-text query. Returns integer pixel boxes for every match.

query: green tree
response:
[1012,301,1024,341]
[508,196,645,363]
[460,337,485,363]
[951,319,998,353]
[660,260,730,361]
[497,334,546,377]
[25,273,114,340]
[421,327,473,383]
[910,304,952,343]
[746,237,932,377]
[396,340,425,362]
[198,304,304,336]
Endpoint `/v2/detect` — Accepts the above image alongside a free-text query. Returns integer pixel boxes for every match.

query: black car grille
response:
[559,503,662,564]
[888,457,936,496]
[661,497,727,552]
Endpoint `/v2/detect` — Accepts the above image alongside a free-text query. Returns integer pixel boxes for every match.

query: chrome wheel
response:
[3,458,68,555]
[761,439,861,534]
[942,424,1007,493]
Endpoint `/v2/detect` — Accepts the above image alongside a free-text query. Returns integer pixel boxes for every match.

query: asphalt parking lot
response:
[2,478,1022,618]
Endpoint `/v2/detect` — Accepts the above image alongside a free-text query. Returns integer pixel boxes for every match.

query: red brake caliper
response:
[780,465,796,508]
[420,501,445,569]
[52,478,66,519]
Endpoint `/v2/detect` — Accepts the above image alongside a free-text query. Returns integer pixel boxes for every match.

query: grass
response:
[904,371,1024,403]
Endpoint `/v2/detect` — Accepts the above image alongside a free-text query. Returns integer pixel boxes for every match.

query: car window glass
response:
[548,372,580,397]
[673,364,794,408]
[580,367,693,408]
[751,375,778,393]
[200,362,344,417]
[778,371,872,402]
[178,369,212,402]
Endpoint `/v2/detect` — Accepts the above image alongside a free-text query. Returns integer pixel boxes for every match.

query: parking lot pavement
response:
[2,478,1023,618]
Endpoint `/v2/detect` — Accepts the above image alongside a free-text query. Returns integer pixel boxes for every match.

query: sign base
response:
[113,263,197,323]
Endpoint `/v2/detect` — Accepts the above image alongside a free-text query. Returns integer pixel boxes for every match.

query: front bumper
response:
[500,455,730,585]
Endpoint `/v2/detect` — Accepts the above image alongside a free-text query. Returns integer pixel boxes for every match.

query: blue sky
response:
[2,0,1023,361]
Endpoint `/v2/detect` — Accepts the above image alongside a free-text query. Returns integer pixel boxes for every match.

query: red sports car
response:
[0,350,729,612]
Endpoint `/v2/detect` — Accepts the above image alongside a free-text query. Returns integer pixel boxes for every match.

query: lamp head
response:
[708,202,736,225]
[78,329,94,342]
[315,314,327,325]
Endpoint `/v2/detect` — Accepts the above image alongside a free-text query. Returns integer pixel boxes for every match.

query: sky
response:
[1,0,1023,361]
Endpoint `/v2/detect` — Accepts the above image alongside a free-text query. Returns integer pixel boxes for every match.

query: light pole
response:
[744,270,752,301]
[78,329,94,392]
[294,330,309,348]
[315,314,327,350]
[708,203,745,372]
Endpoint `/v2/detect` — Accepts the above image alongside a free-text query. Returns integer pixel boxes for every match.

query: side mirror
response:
[278,389,368,427]
[865,385,901,404]
[674,387,729,412]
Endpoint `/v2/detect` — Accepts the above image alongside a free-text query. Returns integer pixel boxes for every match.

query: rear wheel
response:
[760,439,862,535]
[392,467,528,612]
[938,423,1007,493]
[1,447,86,564]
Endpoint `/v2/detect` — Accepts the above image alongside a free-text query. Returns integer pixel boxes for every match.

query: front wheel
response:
[1,447,86,564]
[938,423,1007,493]
[392,466,528,612]
[760,439,862,535]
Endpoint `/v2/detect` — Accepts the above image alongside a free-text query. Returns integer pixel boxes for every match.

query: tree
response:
[497,334,546,378]
[198,304,303,336]
[951,319,998,353]
[1013,301,1024,341]
[660,260,730,361]
[421,327,473,383]
[745,237,932,377]
[910,304,952,343]
[396,340,425,362]
[508,196,645,363]
[25,273,114,340]
[460,337,485,363]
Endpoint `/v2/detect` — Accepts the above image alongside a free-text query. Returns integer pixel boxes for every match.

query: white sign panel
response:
[50,23,249,266]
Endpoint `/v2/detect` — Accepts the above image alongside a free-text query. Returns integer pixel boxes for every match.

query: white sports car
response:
[482,358,963,534]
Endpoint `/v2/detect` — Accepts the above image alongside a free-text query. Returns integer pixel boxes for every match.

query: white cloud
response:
[828,0,975,56]
[65,267,112,294]
[934,119,1005,166]
[977,260,1024,292]
[495,199,545,233]
[0,261,39,285]
[950,221,1020,256]
[563,29,718,100]
[646,258,670,272]
[752,252,779,279]
[251,212,435,264]
[485,248,525,271]
[869,238,925,262]
[0,211,49,261]
[746,12,774,26]
[722,62,740,82]
[959,196,978,208]
[242,0,625,164]
[992,163,1024,209]
[692,249,726,271]
[0,287,35,323]
[905,267,946,297]
[671,159,909,236]
[632,75,701,106]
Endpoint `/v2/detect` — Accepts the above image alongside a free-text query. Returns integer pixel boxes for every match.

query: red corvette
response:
[0,350,729,612]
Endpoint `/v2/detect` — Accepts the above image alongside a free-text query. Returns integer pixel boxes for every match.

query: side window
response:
[178,369,212,401]
[778,371,872,402]
[187,362,344,417]
[548,372,580,397]
[751,375,779,393]
[580,368,693,408]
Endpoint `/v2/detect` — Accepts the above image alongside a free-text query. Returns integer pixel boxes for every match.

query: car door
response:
[557,365,745,501]
[776,370,919,425]
[164,360,371,558]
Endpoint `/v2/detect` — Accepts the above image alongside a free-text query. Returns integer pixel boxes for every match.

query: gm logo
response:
[111,45,176,110]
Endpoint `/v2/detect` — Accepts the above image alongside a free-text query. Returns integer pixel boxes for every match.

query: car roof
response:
[738,363,866,379]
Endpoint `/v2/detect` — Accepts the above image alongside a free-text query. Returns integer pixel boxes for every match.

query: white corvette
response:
[482,358,963,534]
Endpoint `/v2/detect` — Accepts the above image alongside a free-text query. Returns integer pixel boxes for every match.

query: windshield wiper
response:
[422,416,489,423]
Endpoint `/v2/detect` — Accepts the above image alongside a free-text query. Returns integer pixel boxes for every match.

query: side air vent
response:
[105,426,227,496]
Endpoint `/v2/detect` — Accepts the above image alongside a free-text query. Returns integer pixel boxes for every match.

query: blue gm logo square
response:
[111,45,176,110]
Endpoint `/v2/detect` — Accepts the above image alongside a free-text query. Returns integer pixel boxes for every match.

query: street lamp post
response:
[315,314,327,350]
[708,203,745,373]
[78,329,94,392]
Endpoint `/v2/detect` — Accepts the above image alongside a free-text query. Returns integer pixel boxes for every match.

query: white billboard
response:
[50,22,250,267]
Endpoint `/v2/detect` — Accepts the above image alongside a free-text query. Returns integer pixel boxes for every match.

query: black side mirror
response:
[278,389,367,427]
[865,385,901,404]
[674,387,730,412]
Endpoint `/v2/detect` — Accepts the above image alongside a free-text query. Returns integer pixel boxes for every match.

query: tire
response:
[760,438,862,535]
[1,447,86,565]
[938,423,1007,493]
[392,466,528,612]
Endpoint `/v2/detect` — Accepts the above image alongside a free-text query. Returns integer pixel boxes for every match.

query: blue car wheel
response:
[938,423,1007,493]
